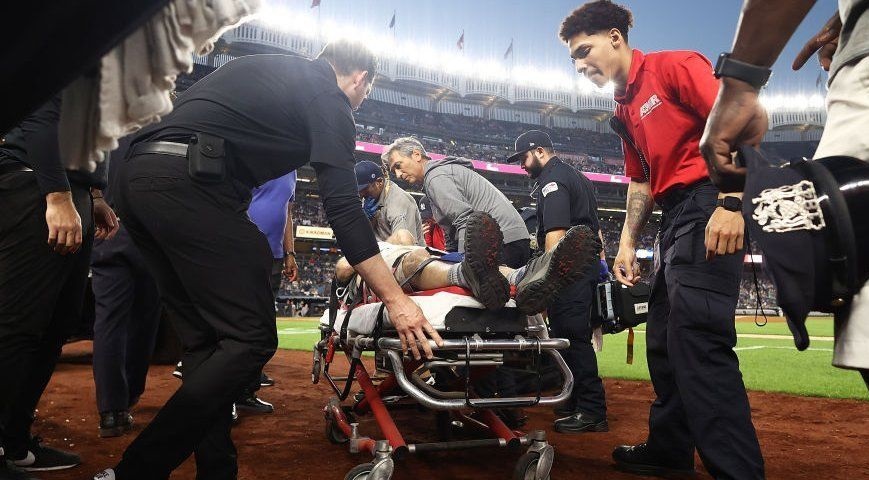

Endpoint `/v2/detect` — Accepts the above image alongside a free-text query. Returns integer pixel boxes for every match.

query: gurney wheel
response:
[344,462,376,480]
[345,460,394,480]
[512,452,551,480]
[325,416,349,444]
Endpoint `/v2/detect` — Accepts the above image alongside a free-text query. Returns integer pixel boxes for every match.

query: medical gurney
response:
[312,282,574,480]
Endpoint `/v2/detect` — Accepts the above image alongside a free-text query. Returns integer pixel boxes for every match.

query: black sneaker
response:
[172,362,183,379]
[259,372,275,387]
[515,225,601,315]
[235,394,274,414]
[460,212,509,310]
[11,437,80,471]
[99,411,133,438]
[92,469,116,480]
[553,412,609,433]
[612,443,696,478]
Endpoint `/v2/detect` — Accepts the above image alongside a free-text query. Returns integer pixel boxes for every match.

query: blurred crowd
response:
[354,99,623,172]
[738,275,779,311]
[285,196,780,308]
[278,252,338,298]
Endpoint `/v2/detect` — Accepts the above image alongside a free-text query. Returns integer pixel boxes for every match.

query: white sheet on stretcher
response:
[319,291,537,336]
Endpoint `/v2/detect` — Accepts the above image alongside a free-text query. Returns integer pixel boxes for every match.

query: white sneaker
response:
[94,468,116,480]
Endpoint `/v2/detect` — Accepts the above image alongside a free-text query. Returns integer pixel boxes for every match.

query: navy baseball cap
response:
[355,160,383,191]
[508,130,554,163]
[741,146,868,351]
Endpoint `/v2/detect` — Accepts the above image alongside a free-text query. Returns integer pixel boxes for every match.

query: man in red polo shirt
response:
[560,2,764,479]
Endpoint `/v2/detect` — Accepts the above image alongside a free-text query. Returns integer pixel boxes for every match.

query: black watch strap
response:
[716,196,742,212]
[714,53,772,89]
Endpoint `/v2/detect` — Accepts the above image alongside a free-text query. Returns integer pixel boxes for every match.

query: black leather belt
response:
[130,141,189,158]
[0,163,34,175]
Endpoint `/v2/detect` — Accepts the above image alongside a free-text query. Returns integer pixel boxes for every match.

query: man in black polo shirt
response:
[93,40,442,480]
[508,130,609,434]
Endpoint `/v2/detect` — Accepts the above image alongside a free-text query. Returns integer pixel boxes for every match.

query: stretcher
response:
[312,278,574,480]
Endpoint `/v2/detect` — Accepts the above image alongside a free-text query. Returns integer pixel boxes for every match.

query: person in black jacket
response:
[0,95,119,479]
[92,40,441,480]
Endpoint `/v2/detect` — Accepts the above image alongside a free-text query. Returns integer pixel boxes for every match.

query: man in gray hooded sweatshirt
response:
[382,137,531,268]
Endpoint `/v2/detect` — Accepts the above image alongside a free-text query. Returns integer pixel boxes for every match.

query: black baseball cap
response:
[740,146,869,351]
[507,130,553,163]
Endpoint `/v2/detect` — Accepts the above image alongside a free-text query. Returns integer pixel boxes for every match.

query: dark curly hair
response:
[559,0,634,43]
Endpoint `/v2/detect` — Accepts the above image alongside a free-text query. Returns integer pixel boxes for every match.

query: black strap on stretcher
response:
[372,254,442,350]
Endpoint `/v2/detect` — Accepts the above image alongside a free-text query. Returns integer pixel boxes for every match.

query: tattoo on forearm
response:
[623,189,653,244]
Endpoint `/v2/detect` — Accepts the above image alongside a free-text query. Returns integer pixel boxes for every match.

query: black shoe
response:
[235,394,274,414]
[612,443,696,478]
[554,412,609,433]
[10,437,80,471]
[260,372,275,387]
[515,225,601,315]
[495,409,528,429]
[172,361,182,379]
[460,212,509,310]
[553,404,578,418]
[0,462,38,480]
[99,411,133,438]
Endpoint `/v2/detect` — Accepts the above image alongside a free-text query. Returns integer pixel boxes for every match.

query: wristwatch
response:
[716,196,743,212]
[714,53,772,89]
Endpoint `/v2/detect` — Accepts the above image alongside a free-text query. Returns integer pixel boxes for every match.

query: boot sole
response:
[462,213,509,310]
[516,225,600,315]
[99,425,132,438]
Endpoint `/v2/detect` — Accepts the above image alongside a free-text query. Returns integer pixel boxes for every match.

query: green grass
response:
[277,317,868,400]
[632,317,835,337]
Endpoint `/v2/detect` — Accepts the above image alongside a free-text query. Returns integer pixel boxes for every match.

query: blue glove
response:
[362,197,380,219]
[598,259,611,283]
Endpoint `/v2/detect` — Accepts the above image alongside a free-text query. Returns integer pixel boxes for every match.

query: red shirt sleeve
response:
[662,52,719,118]
[616,106,645,179]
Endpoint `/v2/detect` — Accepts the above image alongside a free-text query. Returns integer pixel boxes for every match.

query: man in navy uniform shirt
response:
[508,130,609,434]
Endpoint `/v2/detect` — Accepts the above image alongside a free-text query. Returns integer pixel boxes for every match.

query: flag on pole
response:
[310,0,321,8]
[456,31,465,51]
[388,11,396,29]
[504,39,514,60]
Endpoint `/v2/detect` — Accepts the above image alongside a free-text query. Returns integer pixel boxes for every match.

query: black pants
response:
[91,223,161,413]
[645,183,764,479]
[239,258,283,398]
[0,172,93,456]
[548,269,607,418]
[112,153,277,480]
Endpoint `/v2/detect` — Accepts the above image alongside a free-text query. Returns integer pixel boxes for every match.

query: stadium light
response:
[253,3,612,95]
[759,92,826,112]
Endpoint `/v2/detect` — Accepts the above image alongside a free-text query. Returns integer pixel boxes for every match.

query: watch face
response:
[723,196,741,211]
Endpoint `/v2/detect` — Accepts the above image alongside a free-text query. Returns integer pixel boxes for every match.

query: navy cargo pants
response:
[645,181,764,479]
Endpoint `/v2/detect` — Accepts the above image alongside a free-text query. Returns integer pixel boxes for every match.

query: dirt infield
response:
[34,344,869,479]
